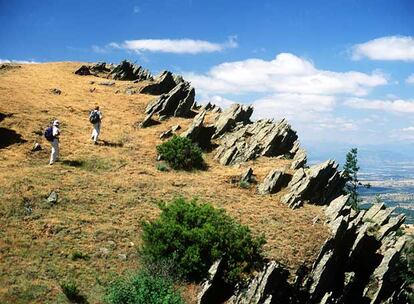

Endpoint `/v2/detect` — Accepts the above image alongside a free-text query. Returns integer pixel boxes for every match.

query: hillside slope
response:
[0,63,329,303]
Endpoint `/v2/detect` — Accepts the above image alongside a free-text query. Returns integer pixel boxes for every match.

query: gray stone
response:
[282,160,345,208]
[99,81,115,87]
[50,88,61,95]
[212,104,253,139]
[240,167,253,184]
[74,65,91,75]
[90,62,111,73]
[257,169,285,194]
[181,111,215,149]
[291,147,307,169]
[160,129,173,139]
[47,191,58,204]
[197,260,223,304]
[140,70,177,95]
[145,82,195,118]
[138,113,156,128]
[324,195,350,222]
[118,253,127,261]
[109,60,153,81]
[32,142,42,152]
[171,125,181,132]
[214,119,298,166]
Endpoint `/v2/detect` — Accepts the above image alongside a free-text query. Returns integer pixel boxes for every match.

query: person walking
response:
[44,119,60,165]
[89,106,103,144]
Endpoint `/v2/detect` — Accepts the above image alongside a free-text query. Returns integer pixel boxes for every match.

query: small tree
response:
[342,148,370,210]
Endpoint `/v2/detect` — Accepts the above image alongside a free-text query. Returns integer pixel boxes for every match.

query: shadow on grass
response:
[0,127,27,149]
[101,140,123,148]
[61,160,85,167]
[62,158,112,171]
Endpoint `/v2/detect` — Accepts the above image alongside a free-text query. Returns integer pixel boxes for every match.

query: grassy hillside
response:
[0,62,330,303]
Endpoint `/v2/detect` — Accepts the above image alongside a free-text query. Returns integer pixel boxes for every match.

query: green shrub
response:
[156,162,169,172]
[239,180,250,189]
[60,280,87,303]
[156,136,204,170]
[105,270,184,304]
[71,251,90,261]
[140,197,265,284]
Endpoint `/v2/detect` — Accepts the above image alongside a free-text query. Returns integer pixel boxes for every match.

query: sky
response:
[1,0,414,161]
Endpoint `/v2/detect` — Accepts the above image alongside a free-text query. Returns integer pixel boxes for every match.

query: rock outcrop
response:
[197,195,409,303]
[282,160,345,208]
[181,111,215,149]
[145,81,195,118]
[90,62,111,73]
[74,65,91,76]
[257,169,289,195]
[212,104,253,139]
[109,60,153,81]
[301,195,408,303]
[214,118,298,166]
[140,70,179,95]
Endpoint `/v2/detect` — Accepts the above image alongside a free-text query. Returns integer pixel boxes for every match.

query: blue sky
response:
[1,0,414,160]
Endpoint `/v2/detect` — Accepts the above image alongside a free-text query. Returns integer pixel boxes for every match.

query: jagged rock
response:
[47,191,58,204]
[145,82,195,118]
[171,125,181,132]
[99,81,115,87]
[138,113,156,128]
[212,104,253,139]
[74,65,91,75]
[291,147,307,169]
[257,169,286,194]
[109,60,153,81]
[90,62,111,73]
[159,115,168,121]
[50,88,61,95]
[363,236,407,303]
[324,194,350,222]
[160,129,173,139]
[214,119,298,166]
[240,168,253,184]
[31,142,42,152]
[198,260,226,304]
[300,197,408,303]
[181,111,215,149]
[140,70,177,95]
[228,261,292,304]
[282,160,345,208]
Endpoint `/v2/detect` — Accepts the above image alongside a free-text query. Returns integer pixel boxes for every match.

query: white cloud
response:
[133,6,140,13]
[185,53,387,96]
[352,36,414,61]
[406,74,414,84]
[0,59,39,64]
[106,36,237,54]
[402,126,414,132]
[198,95,239,109]
[344,97,414,114]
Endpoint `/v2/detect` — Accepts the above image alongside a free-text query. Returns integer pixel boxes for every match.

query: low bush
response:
[140,197,265,284]
[105,270,184,304]
[60,280,87,303]
[156,136,204,170]
[156,162,169,172]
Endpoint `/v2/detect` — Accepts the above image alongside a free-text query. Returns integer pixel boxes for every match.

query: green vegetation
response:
[140,197,265,284]
[60,280,87,303]
[342,148,370,210]
[62,157,113,172]
[156,136,204,170]
[71,251,90,261]
[239,180,250,189]
[156,162,169,172]
[105,270,184,304]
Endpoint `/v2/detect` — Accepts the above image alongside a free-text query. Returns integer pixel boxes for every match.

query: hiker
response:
[44,119,60,165]
[89,106,103,144]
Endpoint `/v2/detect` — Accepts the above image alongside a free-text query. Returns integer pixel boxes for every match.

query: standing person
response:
[44,119,60,165]
[89,106,103,144]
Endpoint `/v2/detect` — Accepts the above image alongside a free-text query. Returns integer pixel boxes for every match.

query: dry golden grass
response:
[0,62,330,303]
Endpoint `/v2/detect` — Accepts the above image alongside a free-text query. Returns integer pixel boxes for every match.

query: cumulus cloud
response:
[0,59,39,64]
[185,53,387,96]
[406,74,414,84]
[106,36,237,54]
[344,98,414,114]
[352,36,414,61]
